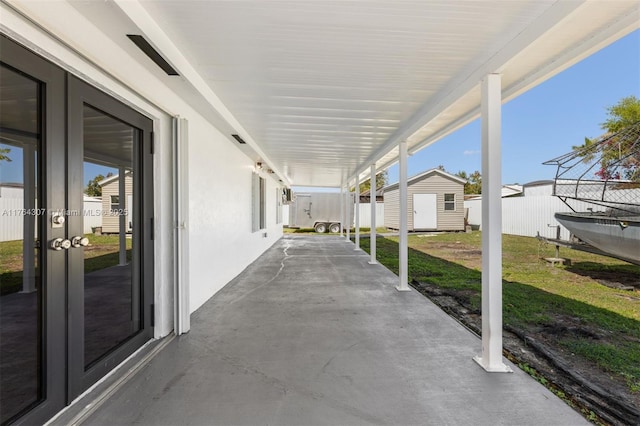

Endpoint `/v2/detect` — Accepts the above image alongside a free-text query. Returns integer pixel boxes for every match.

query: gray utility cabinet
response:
[288,192,354,233]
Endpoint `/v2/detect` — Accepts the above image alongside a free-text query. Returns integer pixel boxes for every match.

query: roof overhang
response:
[5,1,638,188]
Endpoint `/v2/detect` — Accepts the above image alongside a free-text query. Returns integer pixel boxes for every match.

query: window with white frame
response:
[252,173,266,232]
[276,188,282,224]
[110,195,120,212]
[444,193,455,211]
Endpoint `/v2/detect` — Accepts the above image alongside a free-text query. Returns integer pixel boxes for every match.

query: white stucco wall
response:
[186,117,283,312]
[1,1,283,334]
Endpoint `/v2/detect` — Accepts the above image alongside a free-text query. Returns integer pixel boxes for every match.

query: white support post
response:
[355,178,360,250]
[119,167,127,266]
[21,144,36,293]
[396,140,410,291]
[368,164,378,265]
[340,186,344,236]
[345,188,351,242]
[474,73,511,373]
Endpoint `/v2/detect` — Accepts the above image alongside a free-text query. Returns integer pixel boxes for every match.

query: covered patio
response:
[2,1,638,424]
[52,235,585,425]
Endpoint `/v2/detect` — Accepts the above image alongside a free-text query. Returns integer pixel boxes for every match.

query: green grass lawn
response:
[358,232,640,394]
[0,234,132,295]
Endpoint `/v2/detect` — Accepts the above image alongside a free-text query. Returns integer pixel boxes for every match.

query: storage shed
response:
[384,168,465,231]
[99,172,133,234]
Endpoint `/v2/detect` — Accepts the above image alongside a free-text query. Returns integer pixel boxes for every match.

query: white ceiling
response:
[11,0,639,188]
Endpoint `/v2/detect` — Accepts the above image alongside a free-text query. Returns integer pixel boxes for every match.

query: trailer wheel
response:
[314,223,327,233]
[329,223,340,233]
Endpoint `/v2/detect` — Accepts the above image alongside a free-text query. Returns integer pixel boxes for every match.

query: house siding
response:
[100,174,133,233]
[384,172,464,231]
[384,189,400,229]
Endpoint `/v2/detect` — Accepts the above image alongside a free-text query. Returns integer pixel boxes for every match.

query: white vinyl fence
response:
[282,202,384,229]
[357,202,385,228]
[0,196,102,242]
[465,196,598,240]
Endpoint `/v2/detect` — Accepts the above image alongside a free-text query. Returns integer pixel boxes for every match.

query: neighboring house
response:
[465,184,523,201]
[523,180,555,196]
[502,184,524,197]
[98,172,133,233]
[384,169,465,231]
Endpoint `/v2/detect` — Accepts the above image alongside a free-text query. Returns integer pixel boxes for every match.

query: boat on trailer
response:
[544,121,640,265]
[554,211,640,264]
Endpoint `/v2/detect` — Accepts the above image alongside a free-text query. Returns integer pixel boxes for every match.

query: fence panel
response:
[83,199,102,234]
[465,196,596,240]
[1,198,103,242]
[0,198,24,242]
[358,202,384,228]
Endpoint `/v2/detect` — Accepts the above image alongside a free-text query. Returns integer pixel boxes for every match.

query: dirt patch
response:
[567,265,640,292]
[411,280,640,425]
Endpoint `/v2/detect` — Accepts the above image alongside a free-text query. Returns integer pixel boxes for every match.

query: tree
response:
[354,170,388,194]
[85,172,113,196]
[574,96,640,182]
[601,95,640,133]
[455,170,482,194]
[0,147,11,162]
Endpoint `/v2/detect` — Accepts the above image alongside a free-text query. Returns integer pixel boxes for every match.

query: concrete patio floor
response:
[79,235,587,425]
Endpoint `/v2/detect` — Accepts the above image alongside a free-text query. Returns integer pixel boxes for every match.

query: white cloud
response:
[463,150,480,155]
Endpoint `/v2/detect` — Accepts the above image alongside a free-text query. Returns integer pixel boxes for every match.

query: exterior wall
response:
[187,117,283,312]
[384,188,400,229]
[385,174,464,231]
[1,2,284,336]
[100,174,133,233]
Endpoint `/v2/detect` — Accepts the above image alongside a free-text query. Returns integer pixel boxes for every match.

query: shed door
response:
[413,193,437,229]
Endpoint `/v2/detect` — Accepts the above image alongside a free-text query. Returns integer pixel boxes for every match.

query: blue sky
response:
[383,29,640,187]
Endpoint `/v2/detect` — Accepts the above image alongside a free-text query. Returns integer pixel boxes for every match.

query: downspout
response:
[172,116,190,335]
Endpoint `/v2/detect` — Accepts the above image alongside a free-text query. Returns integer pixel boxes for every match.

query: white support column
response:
[21,144,36,293]
[396,140,410,291]
[474,73,511,373]
[119,167,127,266]
[340,186,344,236]
[345,188,351,242]
[354,178,360,250]
[368,164,378,265]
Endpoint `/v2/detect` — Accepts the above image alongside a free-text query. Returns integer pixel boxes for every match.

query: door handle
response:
[71,236,90,248]
[50,238,72,251]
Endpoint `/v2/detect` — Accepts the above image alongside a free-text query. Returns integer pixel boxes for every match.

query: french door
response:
[0,35,154,425]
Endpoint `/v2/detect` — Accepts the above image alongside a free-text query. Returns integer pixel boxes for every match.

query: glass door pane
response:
[0,64,43,423]
[82,105,140,368]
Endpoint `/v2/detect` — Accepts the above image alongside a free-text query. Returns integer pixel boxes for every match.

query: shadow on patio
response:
[63,235,586,425]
